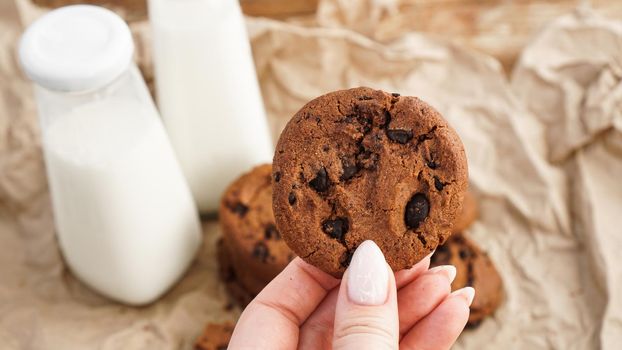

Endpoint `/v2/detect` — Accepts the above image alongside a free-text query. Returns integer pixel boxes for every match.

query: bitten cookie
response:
[194,322,234,350]
[452,191,479,233]
[431,233,503,327]
[272,87,468,276]
[219,164,295,295]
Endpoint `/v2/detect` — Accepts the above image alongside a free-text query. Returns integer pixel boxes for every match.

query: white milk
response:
[150,0,273,213]
[43,97,202,305]
[20,6,202,305]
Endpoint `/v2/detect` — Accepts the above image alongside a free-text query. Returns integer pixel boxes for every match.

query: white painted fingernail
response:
[452,287,475,306]
[424,250,435,260]
[428,265,457,284]
[347,240,389,306]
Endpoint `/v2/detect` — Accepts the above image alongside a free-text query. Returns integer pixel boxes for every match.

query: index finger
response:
[229,257,340,349]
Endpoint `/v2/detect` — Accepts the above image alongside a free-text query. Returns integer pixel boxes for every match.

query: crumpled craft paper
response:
[1,0,621,348]
[314,0,622,74]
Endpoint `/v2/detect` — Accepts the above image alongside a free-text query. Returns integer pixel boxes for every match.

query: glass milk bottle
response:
[149,0,273,213]
[19,5,202,305]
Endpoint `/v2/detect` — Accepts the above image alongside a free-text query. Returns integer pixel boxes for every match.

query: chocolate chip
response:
[252,242,270,263]
[417,126,437,143]
[353,105,373,133]
[459,247,472,259]
[405,193,429,229]
[466,261,475,287]
[391,92,400,97]
[322,145,330,152]
[309,167,329,192]
[340,158,358,181]
[274,172,281,182]
[359,95,373,100]
[356,149,379,170]
[387,129,413,144]
[264,224,281,240]
[417,232,428,246]
[322,217,349,242]
[427,160,438,169]
[434,176,444,191]
[230,202,248,217]
[340,250,354,268]
[288,192,297,205]
[382,110,392,128]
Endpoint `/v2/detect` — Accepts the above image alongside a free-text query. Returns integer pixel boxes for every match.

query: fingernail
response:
[452,287,475,306]
[347,240,389,306]
[424,250,435,260]
[428,265,456,284]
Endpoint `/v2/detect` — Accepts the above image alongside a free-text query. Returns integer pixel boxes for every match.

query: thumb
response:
[333,240,399,350]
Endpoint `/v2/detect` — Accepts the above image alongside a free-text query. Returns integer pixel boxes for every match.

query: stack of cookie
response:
[267,87,502,327]
[432,192,503,327]
[217,164,295,306]
[214,88,502,328]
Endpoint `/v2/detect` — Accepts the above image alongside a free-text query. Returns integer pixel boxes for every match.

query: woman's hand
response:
[229,240,474,349]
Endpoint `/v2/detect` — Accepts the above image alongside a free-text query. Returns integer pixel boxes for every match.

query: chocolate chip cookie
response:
[431,233,503,327]
[272,87,468,276]
[194,322,234,350]
[217,239,256,307]
[219,164,295,296]
[452,191,479,233]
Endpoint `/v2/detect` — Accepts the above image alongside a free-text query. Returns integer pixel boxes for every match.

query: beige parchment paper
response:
[1,0,621,348]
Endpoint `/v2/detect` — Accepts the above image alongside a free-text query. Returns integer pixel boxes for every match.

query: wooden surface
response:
[29,0,319,20]
[30,0,148,21]
[241,0,318,18]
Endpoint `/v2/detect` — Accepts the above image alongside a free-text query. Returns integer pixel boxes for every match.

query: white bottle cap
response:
[19,5,134,92]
